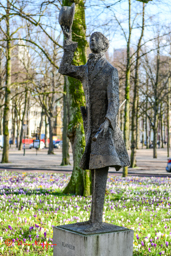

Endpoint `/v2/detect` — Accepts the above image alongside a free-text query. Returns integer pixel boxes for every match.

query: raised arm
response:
[59,40,86,82]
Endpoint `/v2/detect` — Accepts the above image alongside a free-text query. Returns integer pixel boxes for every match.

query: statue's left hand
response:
[100,119,110,136]
[61,25,72,40]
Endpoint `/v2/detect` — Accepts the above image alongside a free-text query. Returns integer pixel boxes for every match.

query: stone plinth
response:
[53,222,134,256]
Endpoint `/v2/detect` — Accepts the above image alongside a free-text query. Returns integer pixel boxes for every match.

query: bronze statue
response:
[59,4,130,232]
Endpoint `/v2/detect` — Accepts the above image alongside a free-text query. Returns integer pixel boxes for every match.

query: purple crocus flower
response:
[29,226,34,231]
[141,241,144,246]
[8,225,12,230]
[166,241,169,247]
[35,224,39,228]
[44,232,46,237]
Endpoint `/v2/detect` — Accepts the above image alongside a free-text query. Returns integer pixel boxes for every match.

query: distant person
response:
[157,141,160,148]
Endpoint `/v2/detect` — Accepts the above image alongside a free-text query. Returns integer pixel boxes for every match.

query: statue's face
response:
[90,34,105,53]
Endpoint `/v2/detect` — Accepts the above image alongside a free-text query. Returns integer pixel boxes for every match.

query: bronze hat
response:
[59,3,75,31]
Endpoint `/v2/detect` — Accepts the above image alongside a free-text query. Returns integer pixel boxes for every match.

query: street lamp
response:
[23,124,27,156]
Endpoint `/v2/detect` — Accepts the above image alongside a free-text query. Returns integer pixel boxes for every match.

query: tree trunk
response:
[0,48,3,135]
[167,78,170,158]
[64,124,85,195]
[18,89,28,150]
[26,96,30,137]
[12,102,15,145]
[136,99,140,149]
[142,132,144,149]
[0,110,2,135]
[39,107,44,141]
[19,125,23,151]
[15,103,19,148]
[153,114,158,158]
[61,76,70,165]
[130,3,145,167]
[123,0,132,176]
[145,117,148,149]
[2,1,11,163]
[124,68,130,150]
[149,123,151,146]
[62,0,91,196]
[142,117,144,149]
[48,116,54,154]
[146,78,149,149]
[153,37,160,158]
[0,106,2,136]
[45,114,48,148]
[160,103,163,148]
[164,121,165,145]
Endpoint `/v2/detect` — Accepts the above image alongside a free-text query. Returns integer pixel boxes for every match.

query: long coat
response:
[59,42,130,171]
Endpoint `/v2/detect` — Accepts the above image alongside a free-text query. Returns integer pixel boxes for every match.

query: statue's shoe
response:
[75,220,92,226]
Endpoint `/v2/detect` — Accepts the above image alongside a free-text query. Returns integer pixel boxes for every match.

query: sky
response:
[84,0,171,56]
[0,0,170,61]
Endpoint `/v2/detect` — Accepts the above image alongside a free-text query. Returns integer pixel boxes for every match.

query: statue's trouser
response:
[90,167,109,225]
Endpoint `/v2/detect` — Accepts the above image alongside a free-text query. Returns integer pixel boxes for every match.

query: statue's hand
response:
[100,119,110,136]
[61,25,72,40]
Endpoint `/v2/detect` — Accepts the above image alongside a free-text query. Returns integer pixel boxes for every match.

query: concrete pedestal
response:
[53,222,134,256]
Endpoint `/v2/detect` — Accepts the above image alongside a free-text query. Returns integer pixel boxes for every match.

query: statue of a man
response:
[59,27,130,232]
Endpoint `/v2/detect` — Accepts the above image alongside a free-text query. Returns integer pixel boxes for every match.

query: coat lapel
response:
[89,56,106,82]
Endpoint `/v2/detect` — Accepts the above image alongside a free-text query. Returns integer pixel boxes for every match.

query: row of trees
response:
[0,0,171,195]
[0,0,64,162]
[101,0,171,173]
[0,0,91,196]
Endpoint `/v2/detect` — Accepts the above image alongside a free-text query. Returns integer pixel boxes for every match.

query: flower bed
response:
[0,170,171,255]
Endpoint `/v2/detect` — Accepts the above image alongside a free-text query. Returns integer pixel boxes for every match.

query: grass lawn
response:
[0,170,171,255]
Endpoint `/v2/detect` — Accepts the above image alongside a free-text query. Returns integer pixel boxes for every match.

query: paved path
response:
[0,147,170,177]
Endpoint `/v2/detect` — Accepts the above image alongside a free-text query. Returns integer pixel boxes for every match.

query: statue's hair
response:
[90,32,109,52]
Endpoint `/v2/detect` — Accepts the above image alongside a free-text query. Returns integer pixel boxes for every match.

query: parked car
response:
[54,141,62,149]
[166,158,171,172]
[54,141,60,149]
[29,140,45,149]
